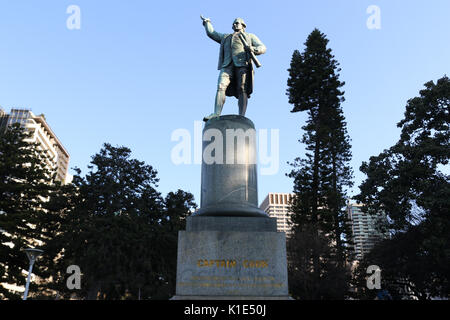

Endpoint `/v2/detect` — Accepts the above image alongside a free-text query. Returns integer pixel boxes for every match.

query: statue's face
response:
[232,20,244,32]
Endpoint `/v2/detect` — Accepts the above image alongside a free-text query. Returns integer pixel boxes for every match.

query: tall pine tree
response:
[286,29,353,299]
[0,123,56,299]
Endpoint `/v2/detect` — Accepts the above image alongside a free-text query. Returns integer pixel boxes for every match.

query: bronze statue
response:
[201,16,266,121]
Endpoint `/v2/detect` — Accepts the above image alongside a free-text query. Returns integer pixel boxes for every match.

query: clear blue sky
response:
[1,0,449,206]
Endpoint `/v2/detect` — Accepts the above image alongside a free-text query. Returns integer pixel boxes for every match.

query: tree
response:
[41,143,196,300]
[354,76,450,299]
[0,123,56,299]
[287,224,350,300]
[151,190,197,299]
[286,29,353,299]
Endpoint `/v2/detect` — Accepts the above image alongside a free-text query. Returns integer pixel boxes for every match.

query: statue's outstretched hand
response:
[200,15,211,26]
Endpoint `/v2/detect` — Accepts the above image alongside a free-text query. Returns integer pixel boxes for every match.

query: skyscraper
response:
[259,192,295,236]
[0,108,71,184]
[347,202,388,260]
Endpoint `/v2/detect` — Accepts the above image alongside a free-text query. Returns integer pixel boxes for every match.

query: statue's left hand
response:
[245,45,255,54]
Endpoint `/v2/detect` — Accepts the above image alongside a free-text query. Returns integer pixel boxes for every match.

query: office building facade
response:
[259,192,295,236]
[0,108,71,184]
[347,202,388,260]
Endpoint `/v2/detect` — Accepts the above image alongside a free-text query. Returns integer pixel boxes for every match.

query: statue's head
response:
[232,18,246,32]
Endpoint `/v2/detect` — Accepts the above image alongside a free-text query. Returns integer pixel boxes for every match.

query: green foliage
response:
[354,76,450,299]
[287,223,350,300]
[287,29,345,115]
[41,143,196,300]
[286,29,353,299]
[0,123,56,299]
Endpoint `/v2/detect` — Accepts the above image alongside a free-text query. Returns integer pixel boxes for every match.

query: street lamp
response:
[23,248,44,300]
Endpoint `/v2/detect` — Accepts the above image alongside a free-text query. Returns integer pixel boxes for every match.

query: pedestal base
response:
[174,216,290,299]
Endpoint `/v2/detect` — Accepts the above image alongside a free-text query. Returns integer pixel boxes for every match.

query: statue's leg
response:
[214,68,232,116]
[237,67,248,116]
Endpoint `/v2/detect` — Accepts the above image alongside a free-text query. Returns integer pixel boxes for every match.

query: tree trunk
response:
[311,111,321,281]
[332,150,344,267]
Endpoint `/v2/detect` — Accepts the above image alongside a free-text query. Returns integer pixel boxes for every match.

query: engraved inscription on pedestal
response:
[175,230,289,297]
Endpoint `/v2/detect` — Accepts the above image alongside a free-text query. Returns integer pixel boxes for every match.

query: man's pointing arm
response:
[201,15,224,44]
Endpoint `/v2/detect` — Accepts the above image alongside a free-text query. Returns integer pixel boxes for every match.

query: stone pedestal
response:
[173,115,290,300]
[173,216,290,300]
[196,115,267,217]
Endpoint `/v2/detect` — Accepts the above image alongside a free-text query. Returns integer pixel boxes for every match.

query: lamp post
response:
[23,248,43,300]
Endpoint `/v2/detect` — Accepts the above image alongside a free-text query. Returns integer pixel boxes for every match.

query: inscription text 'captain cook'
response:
[197,259,269,268]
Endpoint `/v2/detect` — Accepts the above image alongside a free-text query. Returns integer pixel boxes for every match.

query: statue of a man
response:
[201,16,266,121]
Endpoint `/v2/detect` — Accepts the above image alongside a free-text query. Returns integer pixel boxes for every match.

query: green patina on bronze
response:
[200,15,266,121]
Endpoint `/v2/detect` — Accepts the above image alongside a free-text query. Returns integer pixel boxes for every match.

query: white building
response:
[347,202,388,260]
[0,108,71,184]
[259,193,295,236]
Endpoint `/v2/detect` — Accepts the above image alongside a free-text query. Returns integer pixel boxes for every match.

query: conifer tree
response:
[0,123,56,299]
[286,29,353,299]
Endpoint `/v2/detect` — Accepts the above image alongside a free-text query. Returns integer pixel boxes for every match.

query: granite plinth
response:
[186,216,277,232]
[173,115,290,299]
[174,229,289,298]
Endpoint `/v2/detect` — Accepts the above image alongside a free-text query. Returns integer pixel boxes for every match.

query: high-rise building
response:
[259,192,295,236]
[0,108,71,184]
[347,202,388,260]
